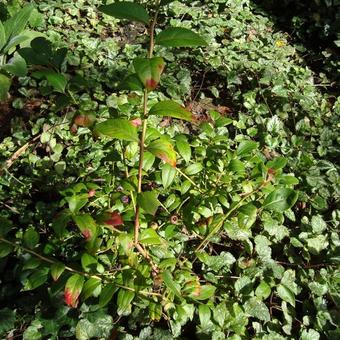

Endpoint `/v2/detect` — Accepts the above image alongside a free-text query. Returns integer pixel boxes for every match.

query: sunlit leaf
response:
[138,191,160,215]
[133,57,165,91]
[95,119,139,142]
[156,27,207,47]
[98,2,149,24]
[147,138,176,167]
[149,100,192,121]
[64,274,84,308]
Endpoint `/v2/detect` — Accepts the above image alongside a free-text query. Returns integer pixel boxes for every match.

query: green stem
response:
[134,8,159,246]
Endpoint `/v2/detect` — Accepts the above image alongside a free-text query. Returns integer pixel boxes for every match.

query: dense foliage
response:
[0,0,339,339]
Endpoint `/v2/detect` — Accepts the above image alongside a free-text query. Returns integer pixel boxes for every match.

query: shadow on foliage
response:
[250,0,340,93]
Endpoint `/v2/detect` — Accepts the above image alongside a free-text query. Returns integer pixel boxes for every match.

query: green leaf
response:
[45,71,67,93]
[190,285,216,300]
[306,235,329,254]
[3,5,33,40]
[198,304,211,329]
[237,140,258,157]
[98,2,149,24]
[255,281,271,300]
[0,22,6,51]
[0,74,11,101]
[156,27,207,47]
[175,135,191,163]
[244,297,270,322]
[117,289,135,316]
[311,215,327,234]
[185,163,203,175]
[23,267,49,290]
[66,194,88,214]
[149,100,192,121]
[263,188,298,212]
[64,274,85,307]
[138,191,160,215]
[133,57,165,91]
[73,214,97,241]
[99,283,117,308]
[50,262,65,281]
[143,151,155,171]
[2,53,27,77]
[123,73,143,91]
[238,203,257,229]
[228,159,245,174]
[0,308,16,335]
[147,138,176,167]
[82,278,101,300]
[267,157,287,170]
[162,163,176,188]
[140,228,162,245]
[277,284,295,307]
[23,228,39,249]
[95,119,139,142]
[81,253,97,272]
[0,242,13,258]
[162,270,182,298]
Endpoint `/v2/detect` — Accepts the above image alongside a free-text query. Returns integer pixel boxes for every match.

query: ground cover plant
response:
[0,0,339,339]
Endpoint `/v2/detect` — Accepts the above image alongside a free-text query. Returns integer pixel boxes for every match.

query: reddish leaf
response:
[147,138,176,167]
[133,57,165,91]
[82,229,92,240]
[104,211,124,227]
[130,118,142,127]
[88,189,96,197]
[64,274,84,308]
[74,114,96,127]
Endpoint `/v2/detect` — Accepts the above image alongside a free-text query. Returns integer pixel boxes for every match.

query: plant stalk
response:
[134,8,159,246]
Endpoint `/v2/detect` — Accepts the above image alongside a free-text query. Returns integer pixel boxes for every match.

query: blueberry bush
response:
[0,1,339,339]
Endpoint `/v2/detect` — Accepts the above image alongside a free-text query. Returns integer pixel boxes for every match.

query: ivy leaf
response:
[117,289,135,316]
[64,274,85,308]
[244,297,270,322]
[138,191,160,215]
[277,284,295,307]
[156,27,207,47]
[149,100,192,121]
[198,304,211,329]
[133,57,165,91]
[255,281,271,300]
[98,2,149,24]
[263,188,298,212]
[147,138,176,167]
[95,119,139,142]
